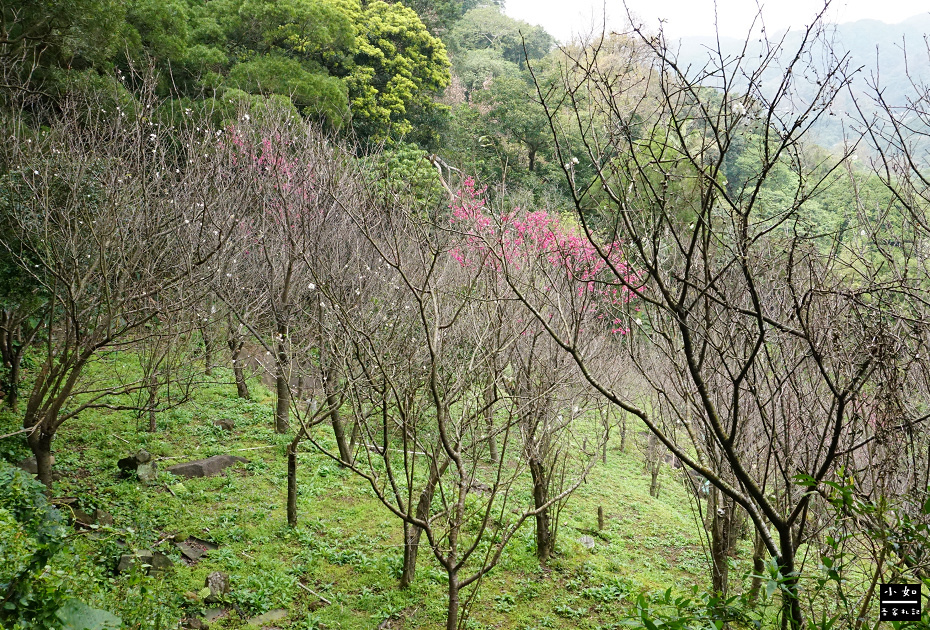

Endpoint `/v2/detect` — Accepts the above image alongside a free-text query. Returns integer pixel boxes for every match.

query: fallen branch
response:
[296,581,332,605]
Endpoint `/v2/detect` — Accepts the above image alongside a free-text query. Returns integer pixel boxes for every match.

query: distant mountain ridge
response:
[672,13,930,149]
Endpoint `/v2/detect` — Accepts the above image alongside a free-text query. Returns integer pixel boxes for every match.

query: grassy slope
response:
[1,364,763,630]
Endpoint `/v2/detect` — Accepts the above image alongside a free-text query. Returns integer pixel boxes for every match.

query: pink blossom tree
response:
[448,178,638,562]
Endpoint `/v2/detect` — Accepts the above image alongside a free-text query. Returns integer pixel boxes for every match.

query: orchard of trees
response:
[1,1,929,629]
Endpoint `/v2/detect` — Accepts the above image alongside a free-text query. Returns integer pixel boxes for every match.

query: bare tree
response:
[299,186,605,629]
[225,311,251,400]
[121,310,200,433]
[838,34,930,596]
[215,113,370,449]
[507,10,907,627]
[0,94,234,485]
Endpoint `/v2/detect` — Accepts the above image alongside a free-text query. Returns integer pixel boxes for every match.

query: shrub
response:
[0,460,68,628]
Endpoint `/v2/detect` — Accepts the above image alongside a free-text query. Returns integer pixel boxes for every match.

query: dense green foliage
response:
[0,461,68,628]
[2,0,451,140]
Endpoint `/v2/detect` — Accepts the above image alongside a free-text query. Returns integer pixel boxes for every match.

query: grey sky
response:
[503,0,927,41]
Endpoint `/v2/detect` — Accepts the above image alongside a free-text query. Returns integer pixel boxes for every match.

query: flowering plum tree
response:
[0,97,234,485]
[447,178,637,562]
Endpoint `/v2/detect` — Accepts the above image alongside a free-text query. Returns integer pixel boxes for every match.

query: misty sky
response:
[503,0,927,41]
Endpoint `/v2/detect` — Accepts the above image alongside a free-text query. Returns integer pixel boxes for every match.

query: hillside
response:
[2,3,929,629]
[1,365,730,630]
[675,13,930,149]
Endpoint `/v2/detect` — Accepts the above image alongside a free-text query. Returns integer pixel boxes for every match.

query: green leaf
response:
[56,599,122,630]
[765,579,777,599]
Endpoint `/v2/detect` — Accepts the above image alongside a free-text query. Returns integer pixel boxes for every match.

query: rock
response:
[213,419,235,431]
[578,535,596,550]
[116,550,173,575]
[149,550,173,571]
[203,607,229,623]
[136,462,157,483]
[17,455,54,475]
[469,481,491,494]
[116,553,138,573]
[118,450,153,478]
[182,617,204,630]
[247,609,287,626]
[176,536,218,562]
[204,571,229,603]
[93,509,114,526]
[167,455,248,478]
[66,507,95,527]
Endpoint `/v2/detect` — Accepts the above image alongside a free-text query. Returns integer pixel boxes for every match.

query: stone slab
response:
[166,455,248,478]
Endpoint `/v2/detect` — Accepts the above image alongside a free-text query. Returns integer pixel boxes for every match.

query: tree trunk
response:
[747,528,768,607]
[233,359,250,400]
[202,325,214,376]
[445,571,460,630]
[275,372,290,433]
[0,322,25,413]
[528,148,536,172]
[274,329,289,433]
[349,418,359,455]
[227,319,250,400]
[529,455,553,563]
[778,535,804,630]
[6,352,21,413]
[295,375,305,404]
[647,434,661,498]
[709,488,731,596]
[324,366,352,465]
[147,375,158,432]
[27,429,54,488]
[287,444,297,527]
[400,457,445,587]
[401,522,424,588]
[483,380,497,464]
[619,413,626,452]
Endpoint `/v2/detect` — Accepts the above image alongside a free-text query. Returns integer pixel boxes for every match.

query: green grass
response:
[1,361,735,629]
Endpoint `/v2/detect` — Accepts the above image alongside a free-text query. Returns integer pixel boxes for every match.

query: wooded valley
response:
[1,1,929,629]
